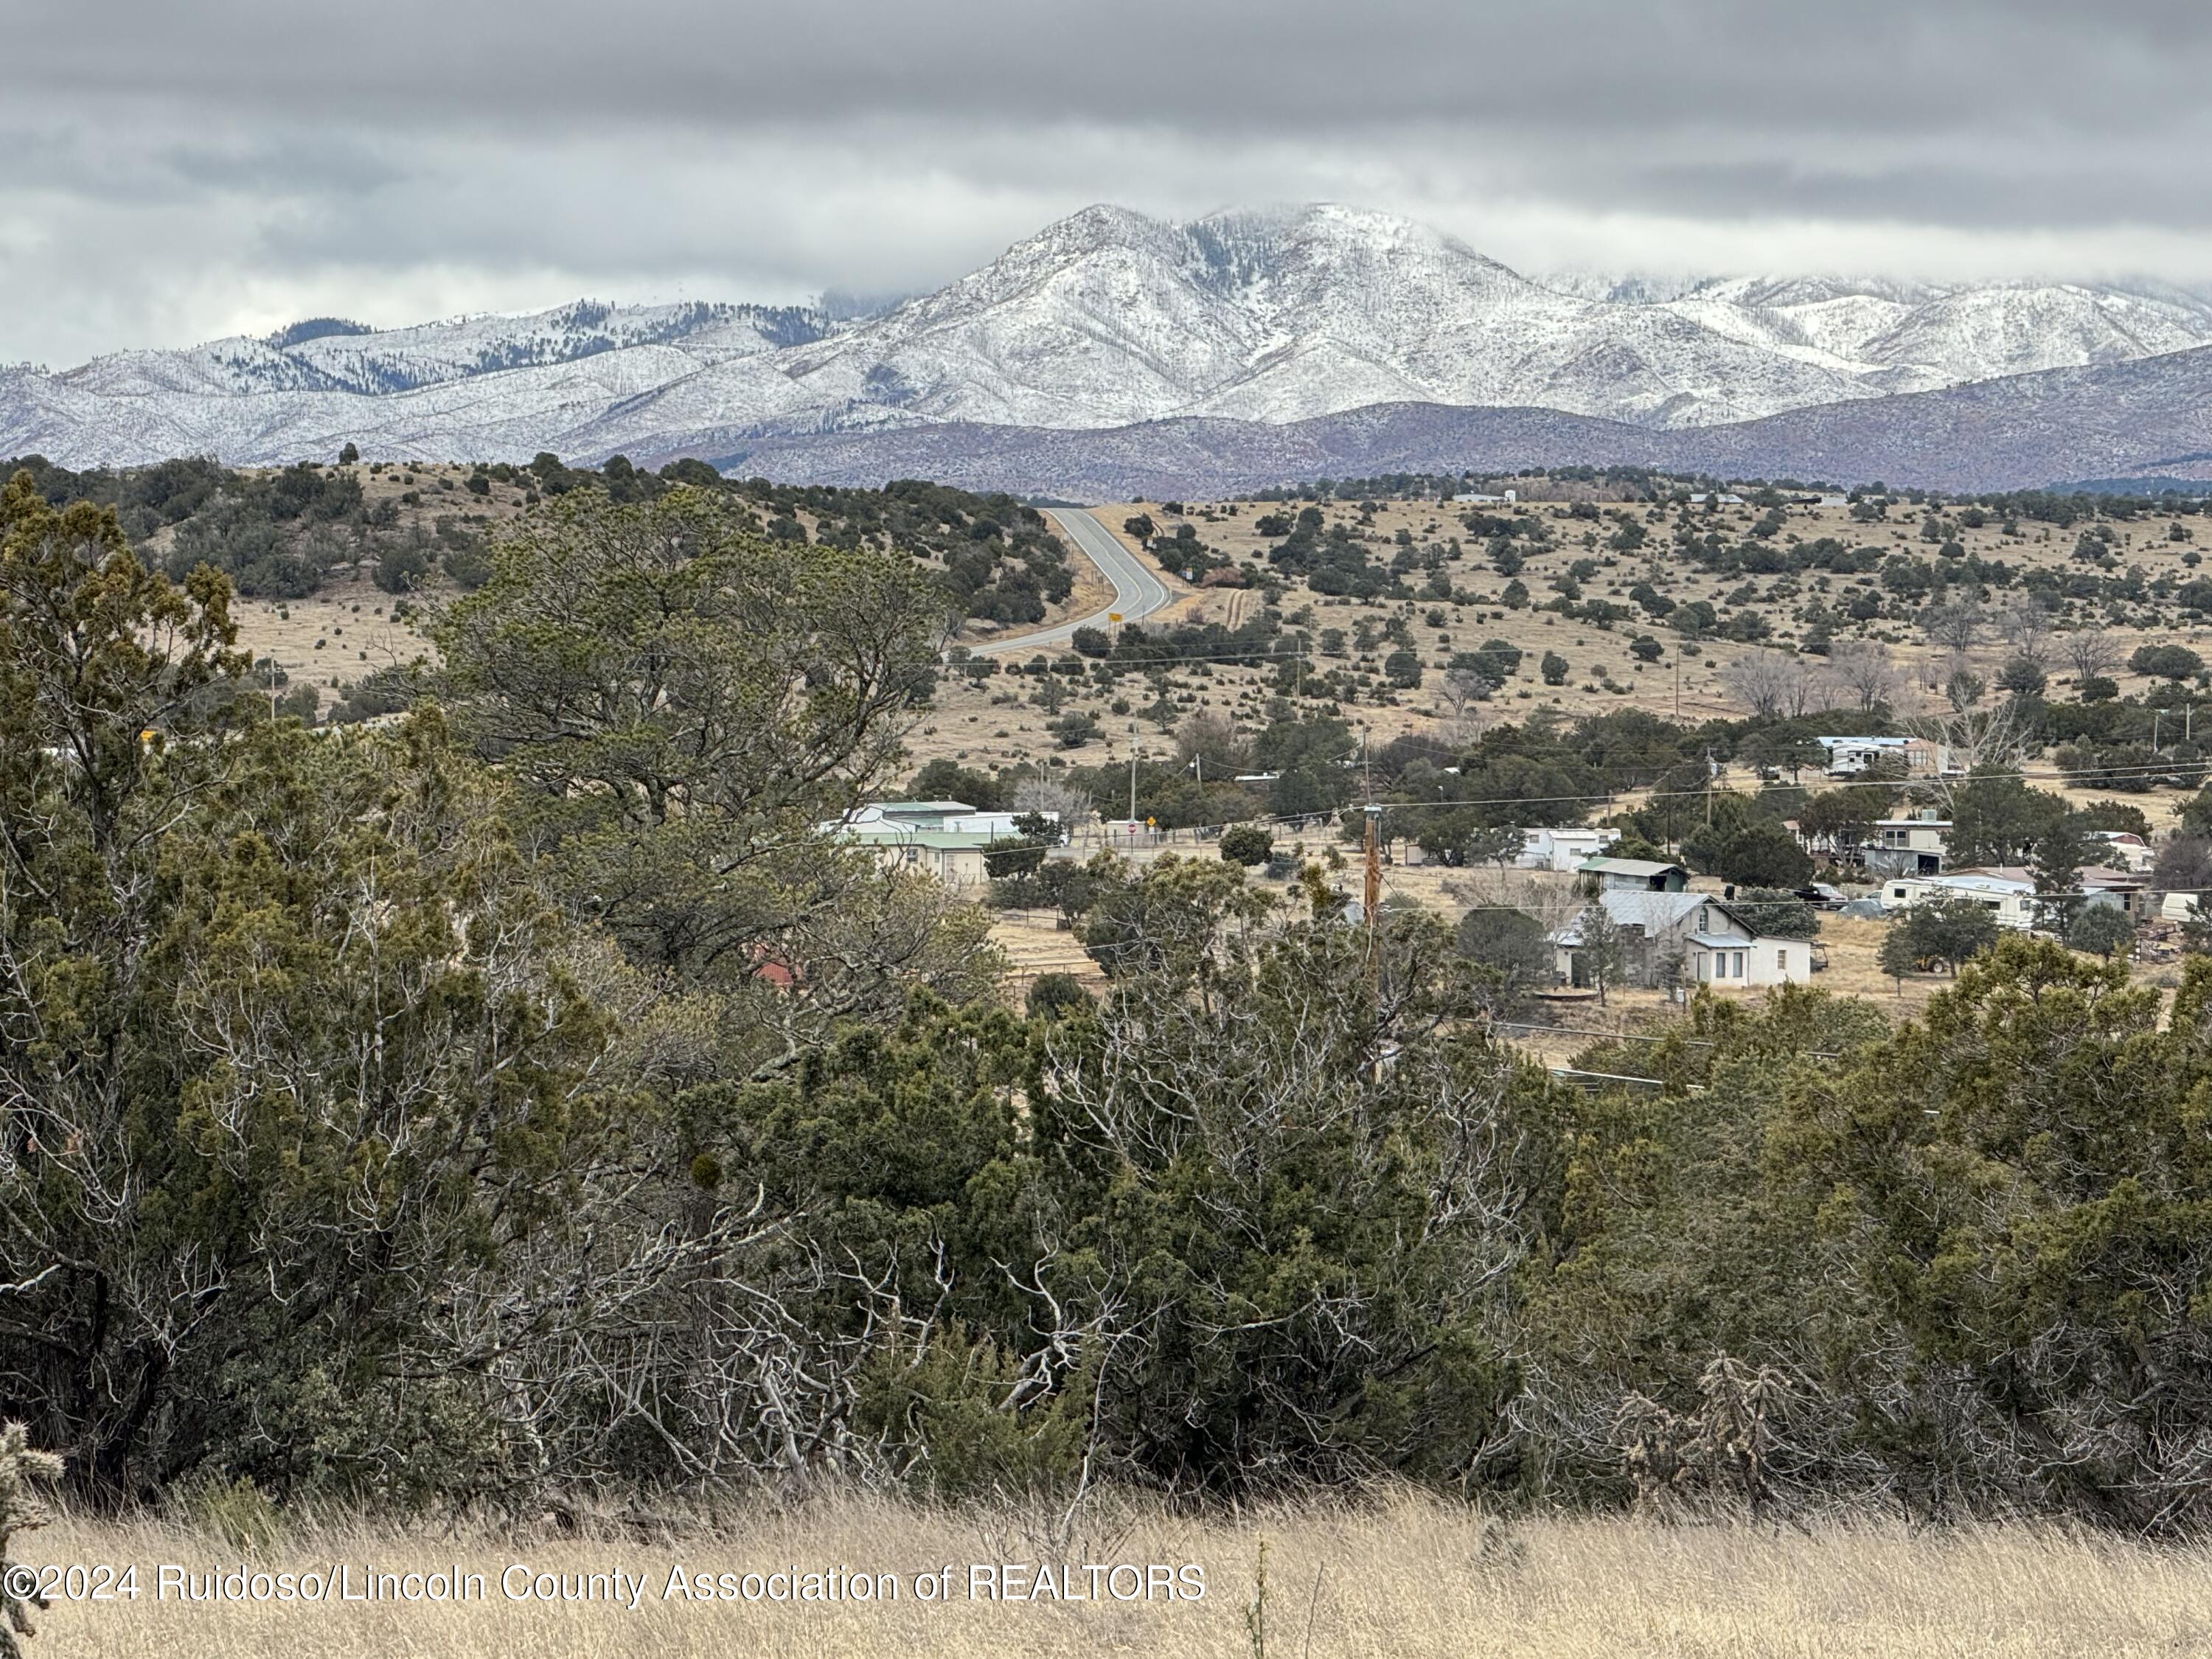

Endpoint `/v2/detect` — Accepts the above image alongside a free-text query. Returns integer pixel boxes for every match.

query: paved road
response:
[976,507,1174,654]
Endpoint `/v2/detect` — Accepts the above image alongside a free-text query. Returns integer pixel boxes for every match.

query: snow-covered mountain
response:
[7,204,2212,470]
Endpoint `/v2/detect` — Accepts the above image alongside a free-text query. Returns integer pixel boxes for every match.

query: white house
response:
[823,799,1060,889]
[1548,891,1815,990]
[1814,735,1957,779]
[1517,826,1619,872]
[1686,932,1816,988]
[834,801,1057,841]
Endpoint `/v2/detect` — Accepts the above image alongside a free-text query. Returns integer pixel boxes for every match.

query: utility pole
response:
[1363,801,1383,991]
[1127,721,1139,826]
[1673,647,1681,722]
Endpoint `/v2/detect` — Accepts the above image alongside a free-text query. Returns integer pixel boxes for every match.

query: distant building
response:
[1548,890,1815,990]
[1814,735,1957,779]
[1865,810,1950,877]
[823,799,1059,888]
[2023,864,2146,916]
[2088,830,2154,874]
[1815,735,1910,776]
[1577,856,1689,893]
[1518,826,1619,872]
[1880,865,2145,929]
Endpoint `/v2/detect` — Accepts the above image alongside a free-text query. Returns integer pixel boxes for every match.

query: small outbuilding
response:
[1577,856,1690,893]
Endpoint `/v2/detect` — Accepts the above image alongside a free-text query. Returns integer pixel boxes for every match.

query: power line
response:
[967,646,1317,669]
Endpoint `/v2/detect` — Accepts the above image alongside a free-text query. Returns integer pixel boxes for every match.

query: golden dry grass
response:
[988,912,1107,1006]
[911,490,2212,773]
[226,576,433,714]
[21,1495,2212,1657]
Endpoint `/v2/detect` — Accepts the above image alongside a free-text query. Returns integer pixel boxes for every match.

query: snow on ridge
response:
[11,204,2212,469]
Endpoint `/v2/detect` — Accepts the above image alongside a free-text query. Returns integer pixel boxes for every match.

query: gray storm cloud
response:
[4,0,2211,364]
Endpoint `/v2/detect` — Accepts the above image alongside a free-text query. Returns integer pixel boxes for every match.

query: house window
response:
[1733,952,1746,978]
[1776,949,1787,973]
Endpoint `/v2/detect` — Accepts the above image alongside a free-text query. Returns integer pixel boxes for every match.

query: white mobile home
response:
[1882,870,2037,928]
[1814,735,1957,779]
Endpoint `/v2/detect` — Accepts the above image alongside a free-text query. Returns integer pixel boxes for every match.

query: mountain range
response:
[7,203,2212,493]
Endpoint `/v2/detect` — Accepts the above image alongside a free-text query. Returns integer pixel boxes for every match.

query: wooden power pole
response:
[1363,801,1383,989]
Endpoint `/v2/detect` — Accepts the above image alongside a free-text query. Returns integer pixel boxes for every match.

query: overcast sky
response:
[6,0,2212,365]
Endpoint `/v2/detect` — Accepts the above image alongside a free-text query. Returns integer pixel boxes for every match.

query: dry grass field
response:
[908,487,2212,773]
[213,473,2212,762]
[987,911,1107,1007]
[22,1495,2212,1658]
[221,476,2212,793]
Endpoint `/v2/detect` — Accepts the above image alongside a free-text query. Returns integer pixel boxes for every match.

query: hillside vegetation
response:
[5,463,2212,1551]
[1,451,1068,619]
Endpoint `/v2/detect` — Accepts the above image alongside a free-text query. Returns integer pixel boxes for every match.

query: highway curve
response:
[975,507,1174,653]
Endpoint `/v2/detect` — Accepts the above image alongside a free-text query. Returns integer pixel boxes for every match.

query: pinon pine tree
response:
[1,1423,63,1658]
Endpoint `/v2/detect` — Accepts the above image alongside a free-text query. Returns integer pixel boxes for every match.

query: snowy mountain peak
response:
[8,201,2212,470]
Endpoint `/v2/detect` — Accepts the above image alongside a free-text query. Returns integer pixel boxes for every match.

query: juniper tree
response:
[0,473,753,1504]
[1878,918,1921,990]
[1773,937,2212,1530]
[1577,901,1627,1004]
[428,484,995,1071]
